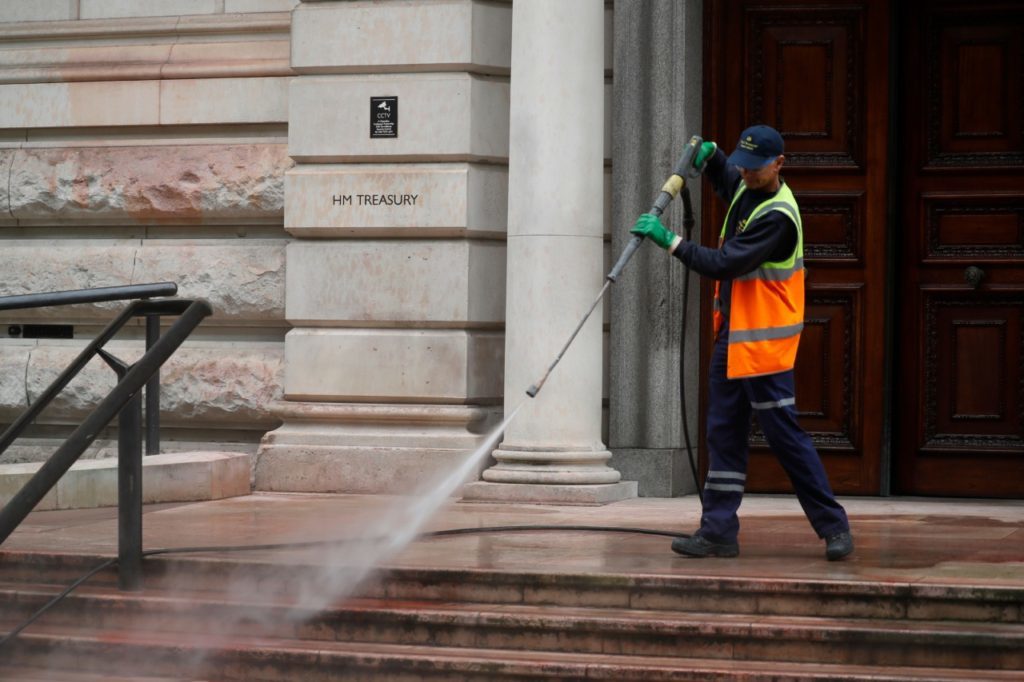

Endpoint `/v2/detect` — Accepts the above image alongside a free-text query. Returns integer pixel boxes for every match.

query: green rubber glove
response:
[630,213,679,251]
[694,141,717,170]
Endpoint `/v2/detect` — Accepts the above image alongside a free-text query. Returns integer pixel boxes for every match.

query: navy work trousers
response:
[699,333,849,544]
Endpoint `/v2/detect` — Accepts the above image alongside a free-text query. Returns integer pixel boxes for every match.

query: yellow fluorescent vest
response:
[713,181,804,379]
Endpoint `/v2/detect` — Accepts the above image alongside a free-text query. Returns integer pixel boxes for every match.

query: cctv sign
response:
[370,96,398,138]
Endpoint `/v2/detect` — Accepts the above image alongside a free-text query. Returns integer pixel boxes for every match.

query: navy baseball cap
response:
[727,124,784,169]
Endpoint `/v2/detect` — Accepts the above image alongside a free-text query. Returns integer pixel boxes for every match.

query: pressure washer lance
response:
[525,135,707,398]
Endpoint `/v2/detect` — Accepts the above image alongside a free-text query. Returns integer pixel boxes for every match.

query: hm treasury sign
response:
[333,193,418,206]
[284,165,508,236]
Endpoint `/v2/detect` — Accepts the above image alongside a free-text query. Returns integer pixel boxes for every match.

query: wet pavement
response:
[4,493,1023,590]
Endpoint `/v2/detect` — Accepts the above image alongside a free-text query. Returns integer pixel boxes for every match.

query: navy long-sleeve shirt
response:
[671,148,797,328]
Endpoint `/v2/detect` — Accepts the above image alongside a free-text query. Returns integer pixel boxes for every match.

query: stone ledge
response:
[0,451,251,511]
[460,481,638,506]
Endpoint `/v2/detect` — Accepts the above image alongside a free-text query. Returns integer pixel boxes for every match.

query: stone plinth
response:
[255,402,499,494]
[461,481,638,505]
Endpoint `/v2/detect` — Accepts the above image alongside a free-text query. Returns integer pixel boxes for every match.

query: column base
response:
[460,480,637,505]
[254,401,500,494]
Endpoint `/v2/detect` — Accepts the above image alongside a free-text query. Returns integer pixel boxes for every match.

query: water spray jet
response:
[0,140,709,659]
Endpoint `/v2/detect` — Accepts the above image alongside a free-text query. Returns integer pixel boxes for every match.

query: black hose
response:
[0,556,117,650]
[0,524,689,650]
[679,188,701,492]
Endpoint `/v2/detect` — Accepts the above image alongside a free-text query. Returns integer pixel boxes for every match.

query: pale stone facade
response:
[0,0,687,504]
[0,3,296,463]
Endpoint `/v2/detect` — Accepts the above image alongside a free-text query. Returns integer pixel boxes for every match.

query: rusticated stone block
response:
[8,145,291,225]
[133,240,286,323]
[0,149,13,225]
[14,343,283,427]
[0,240,285,324]
[0,243,137,319]
[0,344,32,423]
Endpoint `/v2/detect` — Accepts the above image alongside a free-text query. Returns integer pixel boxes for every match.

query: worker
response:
[630,124,854,561]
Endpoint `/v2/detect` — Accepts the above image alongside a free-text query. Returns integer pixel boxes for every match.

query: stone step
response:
[3,583,1022,670]
[2,550,1021,623]
[0,667,197,682]
[5,625,1023,682]
[0,451,251,511]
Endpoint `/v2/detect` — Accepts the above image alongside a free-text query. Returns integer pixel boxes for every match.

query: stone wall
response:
[254,0,616,496]
[0,2,297,461]
[608,0,704,496]
[254,0,516,494]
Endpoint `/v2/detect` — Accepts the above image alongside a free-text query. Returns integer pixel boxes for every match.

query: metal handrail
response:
[0,282,177,312]
[0,282,178,456]
[0,297,212,590]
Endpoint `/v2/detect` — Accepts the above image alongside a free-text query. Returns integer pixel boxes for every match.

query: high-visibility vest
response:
[713,181,804,379]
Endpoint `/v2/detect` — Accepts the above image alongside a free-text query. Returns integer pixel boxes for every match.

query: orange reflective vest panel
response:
[713,182,804,379]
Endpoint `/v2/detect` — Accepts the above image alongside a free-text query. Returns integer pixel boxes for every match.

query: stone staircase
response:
[1,550,1022,681]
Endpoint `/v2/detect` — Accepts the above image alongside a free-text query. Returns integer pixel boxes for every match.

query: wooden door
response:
[895,2,1024,496]
[703,0,890,494]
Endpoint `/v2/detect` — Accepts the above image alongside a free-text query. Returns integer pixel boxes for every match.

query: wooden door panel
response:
[925,293,1023,444]
[897,1,1024,496]
[800,190,866,263]
[911,286,1024,495]
[747,7,864,166]
[704,0,888,494]
[932,22,1023,162]
[923,193,1024,261]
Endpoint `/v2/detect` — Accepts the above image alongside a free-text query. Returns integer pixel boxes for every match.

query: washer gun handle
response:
[606,135,704,283]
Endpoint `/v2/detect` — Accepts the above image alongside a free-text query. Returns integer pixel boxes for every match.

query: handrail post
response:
[145,314,160,456]
[118,389,144,591]
[0,299,212,546]
[98,348,144,591]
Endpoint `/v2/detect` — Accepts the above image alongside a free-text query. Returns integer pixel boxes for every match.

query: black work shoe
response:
[671,534,739,558]
[825,531,854,561]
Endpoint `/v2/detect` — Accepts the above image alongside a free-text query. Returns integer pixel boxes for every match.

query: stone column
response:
[608,0,704,497]
[463,0,636,504]
[255,0,512,494]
